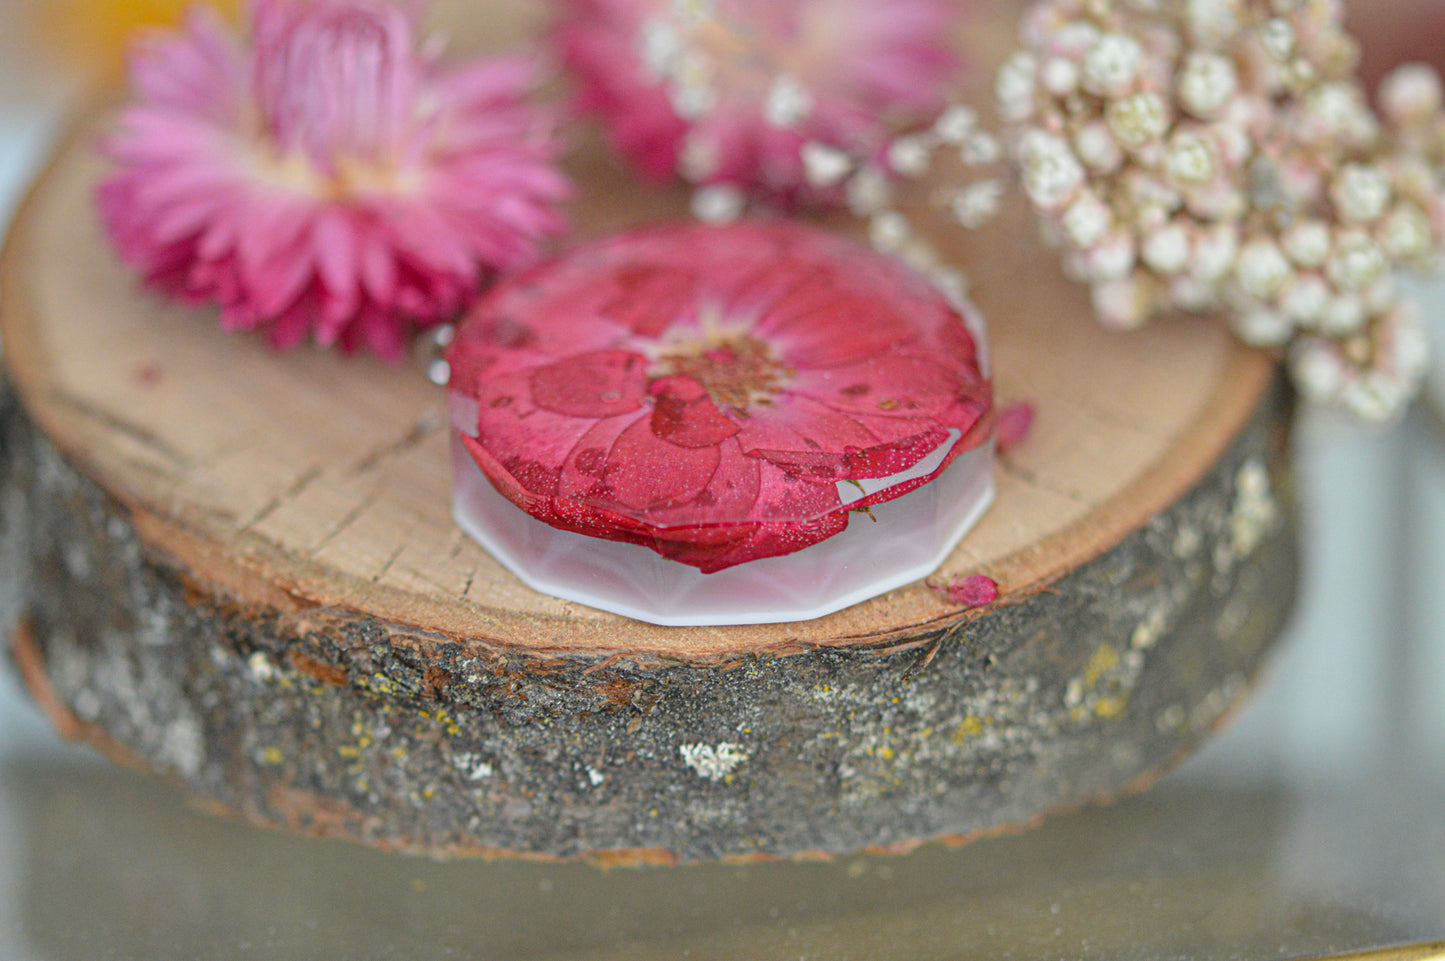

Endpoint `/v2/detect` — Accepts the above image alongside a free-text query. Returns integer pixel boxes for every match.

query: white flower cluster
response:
[798,104,1007,312]
[1000,0,1445,422]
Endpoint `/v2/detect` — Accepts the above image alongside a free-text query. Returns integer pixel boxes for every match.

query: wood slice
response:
[0,8,1297,862]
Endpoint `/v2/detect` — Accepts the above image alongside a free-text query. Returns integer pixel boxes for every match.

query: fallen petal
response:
[938,574,1000,607]
[996,402,1036,454]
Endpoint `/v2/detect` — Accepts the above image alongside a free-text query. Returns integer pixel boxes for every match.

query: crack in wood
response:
[47,389,194,471]
[347,415,444,478]
[310,497,371,554]
[240,465,325,532]
[446,529,469,561]
[373,545,405,583]
[999,459,1091,505]
[1075,395,1158,435]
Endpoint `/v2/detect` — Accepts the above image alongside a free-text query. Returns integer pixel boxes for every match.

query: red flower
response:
[448,221,992,572]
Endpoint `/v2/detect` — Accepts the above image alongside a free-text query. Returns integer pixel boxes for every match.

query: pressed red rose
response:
[448,220,992,573]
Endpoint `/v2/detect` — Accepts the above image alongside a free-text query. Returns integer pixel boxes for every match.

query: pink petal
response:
[129,5,247,123]
[790,352,967,418]
[648,377,742,448]
[936,575,1000,608]
[631,435,763,529]
[559,412,646,503]
[604,415,722,512]
[996,402,1037,455]
[599,265,699,337]
[530,350,649,418]
[733,393,882,479]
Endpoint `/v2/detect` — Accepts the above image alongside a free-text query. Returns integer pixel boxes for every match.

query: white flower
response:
[763,74,814,128]
[1290,339,1349,402]
[846,165,892,215]
[1020,130,1085,210]
[1165,130,1217,183]
[802,142,852,187]
[1283,220,1332,268]
[641,18,683,76]
[1107,91,1171,148]
[1259,18,1296,62]
[1093,276,1155,329]
[1341,377,1403,424]
[997,53,1040,122]
[1331,164,1392,223]
[1083,33,1144,97]
[869,211,910,252]
[1177,52,1238,118]
[1083,231,1138,282]
[1281,275,1328,325]
[1143,223,1191,274]
[960,130,1002,167]
[1052,21,1103,59]
[951,179,1005,229]
[934,105,979,144]
[888,134,934,177]
[1186,0,1243,48]
[1321,295,1366,336]
[1326,233,1387,292]
[1233,308,1292,347]
[1042,56,1081,95]
[692,183,745,223]
[1380,204,1434,261]
[1381,64,1443,126]
[1193,222,1240,281]
[1075,122,1125,172]
[1235,239,1291,299]
[1299,83,1379,149]
[1064,193,1112,247]
[998,0,1443,423]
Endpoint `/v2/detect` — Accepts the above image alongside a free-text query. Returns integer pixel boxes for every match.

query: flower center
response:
[251,1,422,193]
[653,332,794,412]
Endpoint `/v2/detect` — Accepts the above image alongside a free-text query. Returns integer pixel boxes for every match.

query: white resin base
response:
[451,439,995,627]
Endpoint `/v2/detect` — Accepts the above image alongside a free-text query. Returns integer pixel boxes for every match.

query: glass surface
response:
[5,6,1445,958]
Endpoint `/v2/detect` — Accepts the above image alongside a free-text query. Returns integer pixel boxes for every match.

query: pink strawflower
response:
[448,220,993,572]
[552,0,962,200]
[99,0,571,360]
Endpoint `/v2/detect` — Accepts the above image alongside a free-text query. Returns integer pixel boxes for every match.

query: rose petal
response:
[530,349,649,418]
[649,376,742,448]
[936,574,1000,607]
[733,405,876,479]
[600,264,698,337]
[996,402,1036,454]
[604,415,722,511]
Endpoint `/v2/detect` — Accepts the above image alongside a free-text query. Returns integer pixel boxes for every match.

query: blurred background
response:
[2,1,1445,958]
